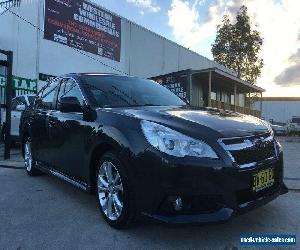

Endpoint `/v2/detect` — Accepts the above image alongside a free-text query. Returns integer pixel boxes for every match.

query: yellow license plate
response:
[253,168,275,192]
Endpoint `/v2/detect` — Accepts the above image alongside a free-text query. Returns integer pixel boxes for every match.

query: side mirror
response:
[16,104,26,111]
[58,96,82,113]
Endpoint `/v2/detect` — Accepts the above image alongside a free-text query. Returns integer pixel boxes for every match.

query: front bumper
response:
[145,183,288,224]
[132,149,288,224]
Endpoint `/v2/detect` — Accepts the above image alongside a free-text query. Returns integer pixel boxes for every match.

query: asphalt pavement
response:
[0,137,299,250]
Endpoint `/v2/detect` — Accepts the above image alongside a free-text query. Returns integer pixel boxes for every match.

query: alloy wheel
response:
[97,161,124,221]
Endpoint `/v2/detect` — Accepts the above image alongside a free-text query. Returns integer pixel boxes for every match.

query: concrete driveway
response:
[0,138,299,250]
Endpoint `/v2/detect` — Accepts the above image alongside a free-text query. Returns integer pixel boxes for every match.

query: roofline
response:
[259,97,300,101]
[149,69,191,79]
[65,72,122,77]
[150,67,265,92]
[191,68,265,92]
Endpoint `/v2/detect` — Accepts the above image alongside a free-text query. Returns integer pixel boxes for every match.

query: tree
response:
[211,6,263,83]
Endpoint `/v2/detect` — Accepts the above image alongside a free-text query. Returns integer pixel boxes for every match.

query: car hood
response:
[104,106,271,138]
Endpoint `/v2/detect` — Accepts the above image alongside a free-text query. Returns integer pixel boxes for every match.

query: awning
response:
[192,67,265,93]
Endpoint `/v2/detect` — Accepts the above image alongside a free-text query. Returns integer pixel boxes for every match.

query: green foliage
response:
[211,6,263,83]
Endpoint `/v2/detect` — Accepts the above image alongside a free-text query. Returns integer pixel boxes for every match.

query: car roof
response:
[64,73,124,78]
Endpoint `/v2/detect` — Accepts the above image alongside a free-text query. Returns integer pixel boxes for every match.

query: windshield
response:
[81,75,186,108]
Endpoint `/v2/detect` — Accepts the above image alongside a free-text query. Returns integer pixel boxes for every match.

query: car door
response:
[11,98,20,136]
[11,96,27,136]
[30,79,60,165]
[46,78,89,181]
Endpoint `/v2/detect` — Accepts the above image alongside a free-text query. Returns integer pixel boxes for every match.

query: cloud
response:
[274,65,300,86]
[167,0,300,91]
[127,0,160,13]
[167,0,250,52]
[275,49,300,86]
[289,49,300,64]
[167,0,222,50]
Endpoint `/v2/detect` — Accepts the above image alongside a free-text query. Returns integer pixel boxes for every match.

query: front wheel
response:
[96,151,136,229]
[24,138,41,176]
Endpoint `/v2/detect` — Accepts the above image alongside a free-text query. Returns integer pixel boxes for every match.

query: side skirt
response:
[36,162,92,193]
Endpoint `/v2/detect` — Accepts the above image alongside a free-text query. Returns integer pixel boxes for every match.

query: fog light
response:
[173,197,183,211]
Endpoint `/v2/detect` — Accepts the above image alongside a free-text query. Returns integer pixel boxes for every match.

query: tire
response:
[96,151,136,229]
[23,137,42,176]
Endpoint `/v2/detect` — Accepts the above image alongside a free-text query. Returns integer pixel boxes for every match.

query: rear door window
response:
[11,97,26,111]
[36,79,60,110]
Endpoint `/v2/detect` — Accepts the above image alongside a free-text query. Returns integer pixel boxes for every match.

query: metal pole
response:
[187,70,193,105]
[260,92,263,118]
[208,71,212,107]
[234,84,237,112]
[4,51,13,159]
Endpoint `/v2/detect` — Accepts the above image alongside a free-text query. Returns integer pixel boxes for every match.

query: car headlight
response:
[141,120,218,159]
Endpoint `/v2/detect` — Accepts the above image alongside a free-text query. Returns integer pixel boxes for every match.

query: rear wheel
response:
[24,137,41,176]
[96,151,136,229]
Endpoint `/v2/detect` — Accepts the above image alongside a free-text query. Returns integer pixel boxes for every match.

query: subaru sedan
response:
[20,73,288,229]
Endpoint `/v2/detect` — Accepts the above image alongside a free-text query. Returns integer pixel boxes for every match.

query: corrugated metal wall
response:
[254,101,300,123]
[191,82,204,107]
[0,0,235,85]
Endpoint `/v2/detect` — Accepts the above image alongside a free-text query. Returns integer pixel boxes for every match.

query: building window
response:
[211,92,217,100]
[231,95,235,105]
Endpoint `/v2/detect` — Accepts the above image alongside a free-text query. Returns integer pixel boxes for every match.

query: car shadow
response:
[34,172,291,249]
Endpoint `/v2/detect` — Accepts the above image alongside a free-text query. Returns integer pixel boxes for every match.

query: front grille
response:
[229,140,276,165]
[219,133,277,166]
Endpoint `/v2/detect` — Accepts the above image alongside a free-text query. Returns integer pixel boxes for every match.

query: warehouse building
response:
[254,97,300,124]
[0,0,264,117]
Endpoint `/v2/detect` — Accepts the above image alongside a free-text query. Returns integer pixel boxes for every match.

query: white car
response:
[287,116,300,135]
[1,94,36,143]
[271,124,287,136]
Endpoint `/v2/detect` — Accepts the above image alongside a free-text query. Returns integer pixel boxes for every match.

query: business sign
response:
[0,75,37,92]
[44,0,121,62]
[152,71,188,100]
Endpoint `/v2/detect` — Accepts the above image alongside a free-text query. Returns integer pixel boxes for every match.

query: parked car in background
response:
[20,73,287,229]
[1,94,36,143]
[287,116,300,135]
[271,124,287,136]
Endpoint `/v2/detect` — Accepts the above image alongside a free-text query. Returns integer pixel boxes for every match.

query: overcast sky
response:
[96,0,300,97]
